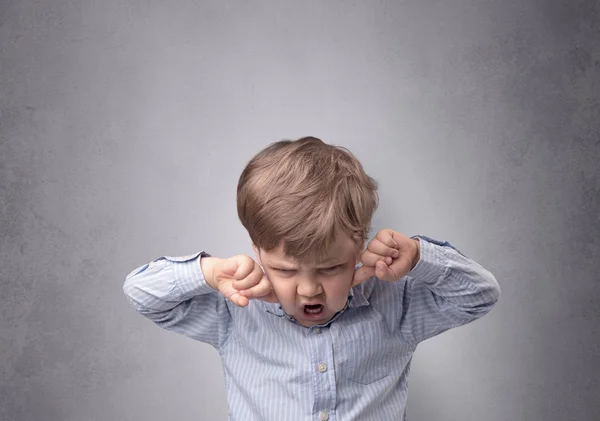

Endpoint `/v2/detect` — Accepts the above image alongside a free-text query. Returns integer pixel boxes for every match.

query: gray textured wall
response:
[1,1,599,420]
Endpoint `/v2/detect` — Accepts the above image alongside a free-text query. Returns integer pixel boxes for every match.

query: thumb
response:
[352,265,375,287]
[375,260,399,281]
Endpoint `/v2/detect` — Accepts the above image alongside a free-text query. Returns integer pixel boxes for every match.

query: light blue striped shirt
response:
[123,235,500,420]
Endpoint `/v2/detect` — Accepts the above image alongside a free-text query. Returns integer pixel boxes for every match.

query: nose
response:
[297,279,323,298]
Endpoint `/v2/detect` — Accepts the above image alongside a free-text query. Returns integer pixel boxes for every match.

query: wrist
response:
[200,256,220,290]
[411,239,421,270]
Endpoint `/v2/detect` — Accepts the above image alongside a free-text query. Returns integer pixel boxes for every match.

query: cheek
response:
[324,273,353,298]
[269,280,296,302]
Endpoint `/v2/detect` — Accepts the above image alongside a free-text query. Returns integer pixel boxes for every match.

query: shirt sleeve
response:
[122,251,232,349]
[398,235,501,344]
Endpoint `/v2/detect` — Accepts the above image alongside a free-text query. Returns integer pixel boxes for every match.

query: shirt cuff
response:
[407,235,453,282]
[162,251,216,298]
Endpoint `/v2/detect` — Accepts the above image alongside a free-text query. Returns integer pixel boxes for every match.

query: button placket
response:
[309,325,334,421]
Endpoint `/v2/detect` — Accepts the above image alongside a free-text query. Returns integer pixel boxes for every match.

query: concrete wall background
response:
[1,1,598,420]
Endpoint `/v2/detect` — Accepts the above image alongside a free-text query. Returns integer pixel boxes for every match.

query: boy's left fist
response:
[352,229,420,286]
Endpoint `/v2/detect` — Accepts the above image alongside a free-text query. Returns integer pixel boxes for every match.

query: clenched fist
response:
[352,229,420,285]
[205,255,278,307]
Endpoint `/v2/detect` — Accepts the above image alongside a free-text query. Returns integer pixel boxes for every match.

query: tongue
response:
[305,305,323,314]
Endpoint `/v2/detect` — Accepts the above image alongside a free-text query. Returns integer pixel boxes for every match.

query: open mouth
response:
[303,304,324,316]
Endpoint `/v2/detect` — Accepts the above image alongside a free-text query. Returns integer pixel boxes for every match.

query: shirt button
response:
[319,411,329,421]
[314,327,321,334]
[317,363,327,373]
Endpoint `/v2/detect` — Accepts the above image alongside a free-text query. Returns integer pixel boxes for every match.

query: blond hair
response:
[236,136,379,262]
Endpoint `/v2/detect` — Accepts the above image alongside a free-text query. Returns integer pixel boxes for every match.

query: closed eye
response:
[274,265,341,273]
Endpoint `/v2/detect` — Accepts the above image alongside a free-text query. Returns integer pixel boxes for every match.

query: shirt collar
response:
[348,284,370,308]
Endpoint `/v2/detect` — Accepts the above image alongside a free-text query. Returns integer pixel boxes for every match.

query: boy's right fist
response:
[211,255,278,307]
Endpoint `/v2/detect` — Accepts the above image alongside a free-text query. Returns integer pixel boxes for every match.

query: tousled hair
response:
[237,136,379,262]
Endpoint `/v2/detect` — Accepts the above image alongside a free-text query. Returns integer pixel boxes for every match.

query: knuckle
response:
[248,275,259,288]
[239,257,254,278]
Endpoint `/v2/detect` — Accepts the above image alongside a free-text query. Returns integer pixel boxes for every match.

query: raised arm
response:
[123,251,232,349]
[399,235,501,344]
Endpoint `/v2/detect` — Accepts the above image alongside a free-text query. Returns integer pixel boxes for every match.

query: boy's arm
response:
[398,235,501,344]
[123,251,232,349]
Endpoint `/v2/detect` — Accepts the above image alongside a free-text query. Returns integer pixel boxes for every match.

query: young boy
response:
[123,136,501,421]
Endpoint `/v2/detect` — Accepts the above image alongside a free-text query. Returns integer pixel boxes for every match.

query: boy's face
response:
[253,234,362,327]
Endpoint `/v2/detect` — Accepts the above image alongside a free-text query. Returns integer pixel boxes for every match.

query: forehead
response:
[264,235,357,266]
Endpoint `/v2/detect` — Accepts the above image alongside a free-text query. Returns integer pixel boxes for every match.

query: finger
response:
[360,248,396,267]
[352,265,375,286]
[376,261,392,280]
[231,292,249,307]
[221,286,250,307]
[220,258,239,276]
[231,256,255,279]
[377,229,399,248]
[239,275,272,299]
[220,257,250,282]
[376,260,402,282]
[367,237,399,259]
[231,263,264,290]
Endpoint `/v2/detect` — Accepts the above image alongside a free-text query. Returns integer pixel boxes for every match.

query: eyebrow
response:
[267,259,342,269]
